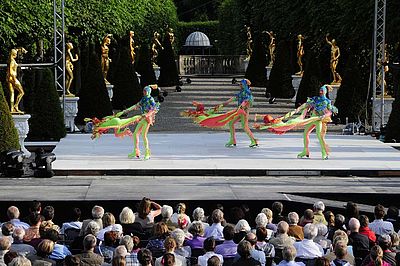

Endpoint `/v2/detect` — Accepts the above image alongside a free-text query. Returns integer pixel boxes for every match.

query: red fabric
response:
[198,108,245,128]
[359,226,377,244]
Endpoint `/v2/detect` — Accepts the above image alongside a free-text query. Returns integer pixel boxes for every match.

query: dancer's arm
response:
[115,103,140,117]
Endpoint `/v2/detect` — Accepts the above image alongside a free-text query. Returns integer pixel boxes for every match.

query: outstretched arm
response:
[115,103,140,117]
[281,103,308,120]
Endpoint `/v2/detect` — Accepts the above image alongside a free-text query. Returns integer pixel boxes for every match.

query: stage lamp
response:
[176,86,182,92]
[33,149,56,178]
[0,150,25,177]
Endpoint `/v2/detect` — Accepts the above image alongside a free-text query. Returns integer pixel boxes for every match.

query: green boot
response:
[249,139,258,148]
[128,148,140,159]
[297,151,310,159]
[225,140,236,147]
[144,149,151,160]
[321,151,329,160]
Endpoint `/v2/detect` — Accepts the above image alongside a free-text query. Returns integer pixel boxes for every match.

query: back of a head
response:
[211,209,224,224]
[272,202,283,215]
[13,228,25,241]
[282,245,296,262]
[64,255,81,266]
[0,237,11,251]
[42,228,59,242]
[153,222,169,238]
[304,209,314,220]
[2,222,15,236]
[161,205,173,219]
[104,231,119,246]
[387,206,399,219]
[237,240,252,258]
[112,255,126,266]
[261,208,273,222]
[333,231,349,246]
[316,223,328,237]
[29,212,42,226]
[335,214,345,228]
[7,206,20,220]
[348,218,360,232]
[29,200,41,214]
[92,205,105,219]
[83,234,97,251]
[37,239,55,256]
[303,223,318,240]
[138,197,152,219]
[207,255,221,266]
[314,257,331,266]
[120,235,134,252]
[203,237,216,252]
[42,206,55,221]
[119,207,135,224]
[256,227,268,242]
[288,212,299,225]
[102,212,116,227]
[114,245,128,258]
[277,221,289,234]
[255,213,268,228]
[71,208,81,221]
[313,201,325,212]
[9,256,32,266]
[345,202,359,219]
[193,207,205,222]
[223,224,235,240]
[188,221,204,236]
[378,234,392,250]
[245,232,257,246]
[85,220,100,236]
[234,219,250,233]
[370,245,384,266]
[138,248,153,266]
[359,215,369,227]
[171,229,186,248]
[374,204,386,219]
[164,236,177,252]
[162,253,175,266]
[334,242,348,260]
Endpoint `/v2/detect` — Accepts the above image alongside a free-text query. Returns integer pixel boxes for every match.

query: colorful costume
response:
[255,85,338,159]
[85,85,159,160]
[182,79,258,147]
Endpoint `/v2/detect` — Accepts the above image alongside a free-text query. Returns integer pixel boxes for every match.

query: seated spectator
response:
[7,206,29,230]
[146,222,170,258]
[332,230,354,257]
[299,209,314,227]
[344,202,359,229]
[8,255,33,266]
[234,233,265,266]
[254,213,273,240]
[97,212,122,241]
[186,221,206,249]
[386,207,400,233]
[155,236,186,266]
[314,223,331,250]
[215,224,237,258]
[229,207,246,226]
[64,255,80,266]
[277,245,305,266]
[198,237,223,266]
[70,221,101,253]
[255,227,275,258]
[208,255,222,266]
[162,253,175,266]
[135,197,162,231]
[315,257,331,266]
[193,207,210,231]
[377,234,396,266]
[171,203,191,231]
[79,205,104,237]
[75,234,104,266]
[330,241,351,266]
[313,201,327,225]
[27,239,56,266]
[234,220,251,244]
[348,218,369,253]
[10,228,36,256]
[272,202,287,225]
[97,231,119,263]
[204,209,225,241]
[328,215,346,241]
[287,212,304,241]
[269,221,295,250]
[171,229,191,257]
[23,213,42,243]
[112,256,126,266]
[232,240,261,266]
[261,208,277,233]
[162,205,177,231]
[41,206,60,233]
[121,235,140,265]
[119,207,146,239]
[42,229,72,260]
[324,211,335,232]
[325,240,355,265]
[22,201,41,224]
[138,248,153,266]
[364,245,391,266]
[369,205,394,236]
[113,245,128,259]
[293,223,323,259]
[390,233,400,253]
[359,215,377,248]
[0,237,12,266]
[2,222,15,242]
[60,208,82,235]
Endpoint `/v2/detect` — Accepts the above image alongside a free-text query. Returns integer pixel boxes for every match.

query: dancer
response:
[85,85,160,160]
[183,79,258,148]
[254,85,338,159]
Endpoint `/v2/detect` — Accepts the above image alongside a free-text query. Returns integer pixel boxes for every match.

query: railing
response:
[178,55,248,76]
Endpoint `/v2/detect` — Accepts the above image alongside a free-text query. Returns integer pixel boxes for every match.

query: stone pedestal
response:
[62,97,79,132]
[373,97,394,130]
[291,75,302,102]
[266,66,272,79]
[12,114,31,158]
[243,59,249,72]
[153,65,160,81]
[136,72,141,85]
[106,84,114,101]
[329,84,340,104]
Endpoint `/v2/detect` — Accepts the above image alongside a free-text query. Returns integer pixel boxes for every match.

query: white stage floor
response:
[52,132,400,176]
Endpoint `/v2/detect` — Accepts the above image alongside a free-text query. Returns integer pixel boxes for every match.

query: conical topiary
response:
[157,34,179,87]
[136,44,157,88]
[385,97,400,142]
[267,40,295,98]
[112,37,142,110]
[245,34,267,87]
[28,69,66,141]
[0,82,20,152]
[75,41,113,125]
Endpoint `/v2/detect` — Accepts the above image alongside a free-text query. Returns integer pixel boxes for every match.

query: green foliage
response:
[27,69,66,141]
[177,21,219,50]
[267,40,295,98]
[158,35,179,87]
[112,40,142,110]
[75,43,113,125]
[244,34,267,87]
[174,0,223,21]
[0,82,20,152]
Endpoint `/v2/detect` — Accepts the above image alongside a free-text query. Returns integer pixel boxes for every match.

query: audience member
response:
[198,237,224,266]
[215,224,237,258]
[232,240,261,266]
[293,223,323,259]
[186,221,206,249]
[369,205,394,236]
[204,209,224,241]
[79,205,104,236]
[234,220,251,244]
[75,234,104,266]
[60,208,82,234]
[135,197,162,230]
[270,221,295,250]
[7,206,29,230]
[359,215,377,248]
[313,201,327,225]
[287,212,304,241]
[277,246,305,266]
[272,202,287,225]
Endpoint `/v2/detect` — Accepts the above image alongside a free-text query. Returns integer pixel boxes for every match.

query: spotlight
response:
[186,78,191,84]
[231,78,237,84]
[176,86,182,92]
[0,150,25,177]
[268,97,276,104]
[33,148,56,178]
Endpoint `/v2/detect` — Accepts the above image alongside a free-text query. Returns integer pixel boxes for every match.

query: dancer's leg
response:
[239,112,257,147]
[226,116,240,147]
[316,121,328,159]
[141,121,151,160]
[129,119,146,158]
[298,123,316,158]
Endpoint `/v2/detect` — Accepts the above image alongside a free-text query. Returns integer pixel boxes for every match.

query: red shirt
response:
[359,226,376,245]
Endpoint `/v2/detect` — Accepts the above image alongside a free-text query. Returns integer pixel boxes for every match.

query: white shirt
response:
[293,239,324,258]
[278,261,305,266]
[198,252,224,266]
[369,219,394,235]
[60,221,82,234]
[204,223,224,240]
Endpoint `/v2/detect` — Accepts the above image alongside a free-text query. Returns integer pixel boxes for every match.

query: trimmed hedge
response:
[0,82,20,152]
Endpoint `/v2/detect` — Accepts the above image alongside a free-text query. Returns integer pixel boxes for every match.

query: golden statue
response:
[101,34,112,84]
[129,31,137,64]
[326,34,342,84]
[65,43,79,97]
[166,27,175,45]
[245,25,253,60]
[295,34,305,76]
[151,31,163,66]
[265,31,276,67]
[7,48,27,114]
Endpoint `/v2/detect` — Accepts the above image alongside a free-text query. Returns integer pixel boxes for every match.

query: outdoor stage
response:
[53,132,400,177]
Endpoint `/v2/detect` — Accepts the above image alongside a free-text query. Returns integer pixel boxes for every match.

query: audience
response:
[198,237,224,266]
[287,212,304,241]
[215,224,237,258]
[277,246,305,266]
[204,209,225,241]
[369,205,394,236]
[293,223,323,259]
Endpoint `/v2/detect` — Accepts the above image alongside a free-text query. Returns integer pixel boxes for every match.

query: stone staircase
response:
[152,77,343,133]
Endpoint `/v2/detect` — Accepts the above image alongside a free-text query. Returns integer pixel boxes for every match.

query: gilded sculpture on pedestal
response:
[151,31,163,66]
[326,34,342,84]
[296,34,305,76]
[7,48,27,114]
[65,42,79,97]
[265,31,276,67]
[129,31,137,64]
[245,25,253,60]
[166,27,175,45]
[101,34,112,84]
